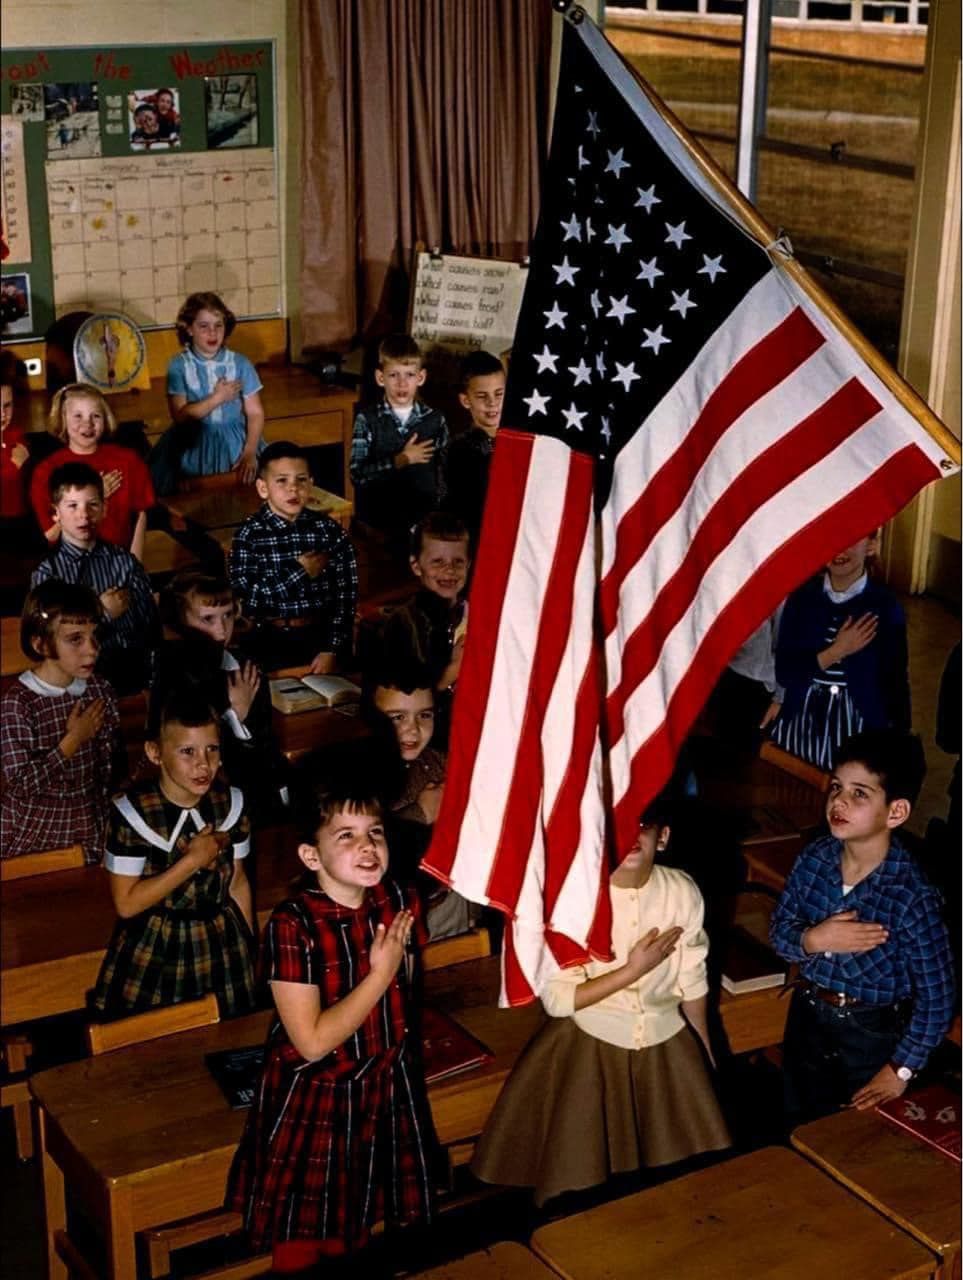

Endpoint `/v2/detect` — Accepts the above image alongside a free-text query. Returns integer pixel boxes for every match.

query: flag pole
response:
[554,1,960,468]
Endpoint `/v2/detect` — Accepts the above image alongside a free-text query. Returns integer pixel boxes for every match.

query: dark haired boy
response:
[349,334,448,537]
[770,729,954,1125]
[445,350,506,541]
[229,441,358,673]
[31,461,158,693]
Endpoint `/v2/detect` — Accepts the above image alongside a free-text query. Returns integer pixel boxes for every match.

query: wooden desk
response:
[30,956,543,1280]
[1,828,297,1029]
[272,704,370,763]
[413,1243,558,1279]
[531,1145,938,1280]
[792,1105,961,1272]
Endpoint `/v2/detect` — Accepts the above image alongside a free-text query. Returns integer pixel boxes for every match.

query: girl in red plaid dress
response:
[227,781,437,1274]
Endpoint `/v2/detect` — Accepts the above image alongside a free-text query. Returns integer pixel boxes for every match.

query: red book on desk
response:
[876,1084,962,1163]
[420,1006,493,1084]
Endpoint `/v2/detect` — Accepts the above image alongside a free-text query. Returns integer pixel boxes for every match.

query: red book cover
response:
[420,1006,493,1084]
[876,1084,961,1163]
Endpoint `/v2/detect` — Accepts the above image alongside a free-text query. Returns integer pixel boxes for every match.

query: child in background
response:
[350,334,448,539]
[29,383,155,562]
[770,730,954,1125]
[771,532,910,770]
[704,605,784,752]
[445,350,505,542]
[0,581,120,862]
[0,355,30,527]
[230,442,358,674]
[31,462,158,694]
[364,660,475,939]
[472,791,729,1206]
[151,570,288,816]
[152,292,264,492]
[152,87,180,140]
[226,780,436,1273]
[91,692,256,1020]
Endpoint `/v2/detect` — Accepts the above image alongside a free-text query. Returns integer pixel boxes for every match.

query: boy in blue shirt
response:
[349,334,448,540]
[770,729,954,1125]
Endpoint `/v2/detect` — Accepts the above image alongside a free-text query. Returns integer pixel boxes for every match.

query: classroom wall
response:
[0,0,303,356]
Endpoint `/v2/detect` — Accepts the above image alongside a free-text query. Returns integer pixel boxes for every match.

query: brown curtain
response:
[299,0,552,353]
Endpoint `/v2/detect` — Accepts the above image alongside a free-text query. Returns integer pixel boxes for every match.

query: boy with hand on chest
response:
[350,334,448,541]
[229,442,358,674]
[770,729,955,1126]
[31,462,158,694]
[445,350,506,543]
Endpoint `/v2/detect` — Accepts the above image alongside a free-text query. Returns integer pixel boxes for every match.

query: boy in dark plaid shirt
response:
[229,442,358,673]
[770,729,954,1125]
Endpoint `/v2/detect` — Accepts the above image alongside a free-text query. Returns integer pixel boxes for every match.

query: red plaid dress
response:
[0,671,119,862]
[226,878,437,1253]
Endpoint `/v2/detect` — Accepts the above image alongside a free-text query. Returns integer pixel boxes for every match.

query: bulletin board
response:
[0,41,278,342]
[408,249,528,381]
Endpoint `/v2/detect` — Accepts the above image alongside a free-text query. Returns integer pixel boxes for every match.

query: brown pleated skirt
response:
[471,1017,730,1206]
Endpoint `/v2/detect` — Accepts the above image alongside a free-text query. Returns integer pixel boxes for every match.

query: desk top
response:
[531,1145,936,1280]
[29,955,543,1184]
[792,1104,962,1257]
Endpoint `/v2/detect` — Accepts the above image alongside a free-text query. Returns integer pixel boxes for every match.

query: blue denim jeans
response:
[783,986,908,1126]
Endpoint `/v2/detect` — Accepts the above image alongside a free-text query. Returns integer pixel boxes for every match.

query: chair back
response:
[87,993,220,1056]
[423,927,491,972]
[759,740,831,794]
[0,845,85,881]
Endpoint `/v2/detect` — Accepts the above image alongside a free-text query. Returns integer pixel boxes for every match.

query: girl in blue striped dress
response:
[770,533,910,771]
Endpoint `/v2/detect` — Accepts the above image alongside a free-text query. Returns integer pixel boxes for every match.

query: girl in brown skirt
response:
[471,793,730,1206]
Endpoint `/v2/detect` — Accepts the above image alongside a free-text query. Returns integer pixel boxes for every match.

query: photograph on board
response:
[10,84,45,122]
[128,88,182,151]
[206,75,258,149]
[44,83,101,160]
[0,273,32,336]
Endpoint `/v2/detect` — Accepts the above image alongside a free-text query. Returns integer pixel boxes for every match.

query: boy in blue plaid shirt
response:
[770,729,954,1125]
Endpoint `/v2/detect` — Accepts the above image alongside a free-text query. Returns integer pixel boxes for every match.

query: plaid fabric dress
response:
[226,878,437,1253]
[91,776,256,1018]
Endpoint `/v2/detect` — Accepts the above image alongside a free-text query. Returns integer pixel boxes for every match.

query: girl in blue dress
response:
[151,292,265,493]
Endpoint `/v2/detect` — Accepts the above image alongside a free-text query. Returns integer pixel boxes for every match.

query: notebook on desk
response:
[877,1084,962,1163]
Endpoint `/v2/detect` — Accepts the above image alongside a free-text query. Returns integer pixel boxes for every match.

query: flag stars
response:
[612,361,641,391]
[642,324,671,355]
[560,214,582,242]
[606,295,636,326]
[523,389,550,417]
[589,289,602,318]
[533,345,559,374]
[544,301,568,330]
[600,415,612,443]
[604,147,631,178]
[577,144,590,170]
[585,217,597,242]
[586,110,600,138]
[636,256,663,288]
[664,220,692,250]
[605,223,631,253]
[635,184,661,214]
[595,349,607,378]
[669,289,697,318]
[568,358,592,386]
[553,256,581,287]
[698,253,726,283]
[561,402,588,432]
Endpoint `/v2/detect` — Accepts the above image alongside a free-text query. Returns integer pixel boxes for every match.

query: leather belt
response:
[802,983,874,1010]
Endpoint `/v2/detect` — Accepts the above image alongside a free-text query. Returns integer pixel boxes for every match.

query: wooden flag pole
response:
[559,1,961,468]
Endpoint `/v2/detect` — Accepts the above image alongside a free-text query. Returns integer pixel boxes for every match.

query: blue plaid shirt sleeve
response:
[893,889,955,1071]
[324,524,358,651]
[769,857,815,964]
[229,518,309,608]
[350,410,396,486]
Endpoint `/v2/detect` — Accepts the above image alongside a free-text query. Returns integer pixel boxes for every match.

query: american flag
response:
[423,12,959,1005]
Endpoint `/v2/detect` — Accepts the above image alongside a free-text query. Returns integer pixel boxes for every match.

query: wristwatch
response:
[889,1060,914,1083]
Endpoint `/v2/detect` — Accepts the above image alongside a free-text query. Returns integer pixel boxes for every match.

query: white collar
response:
[221,649,240,672]
[20,670,88,697]
[823,571,868,604]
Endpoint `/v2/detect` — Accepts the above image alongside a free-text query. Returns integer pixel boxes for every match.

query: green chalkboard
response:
[1,41,277,341]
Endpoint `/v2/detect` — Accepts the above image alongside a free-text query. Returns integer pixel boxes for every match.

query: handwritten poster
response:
[409,251,527,360]
[1,117,32,263]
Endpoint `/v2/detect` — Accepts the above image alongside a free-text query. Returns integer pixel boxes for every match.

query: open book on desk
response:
[270,674,361,715]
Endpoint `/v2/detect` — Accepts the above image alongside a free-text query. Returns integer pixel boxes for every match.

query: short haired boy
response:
[30,462,159,694]
[229,442,358,674]
[770,729,954,1125]
[349,335,448,537]
[445,351,505,541]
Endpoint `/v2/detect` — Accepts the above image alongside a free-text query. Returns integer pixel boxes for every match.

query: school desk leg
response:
[106,1186,138,1280]
[36,1107,67,1280]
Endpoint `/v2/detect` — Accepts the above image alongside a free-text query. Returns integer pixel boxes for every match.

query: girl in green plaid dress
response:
[92,696,256,1019]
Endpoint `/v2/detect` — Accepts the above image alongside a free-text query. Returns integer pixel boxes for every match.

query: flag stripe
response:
[599,305,825,632]
[605,376,883,745]
[610,443,941,854]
